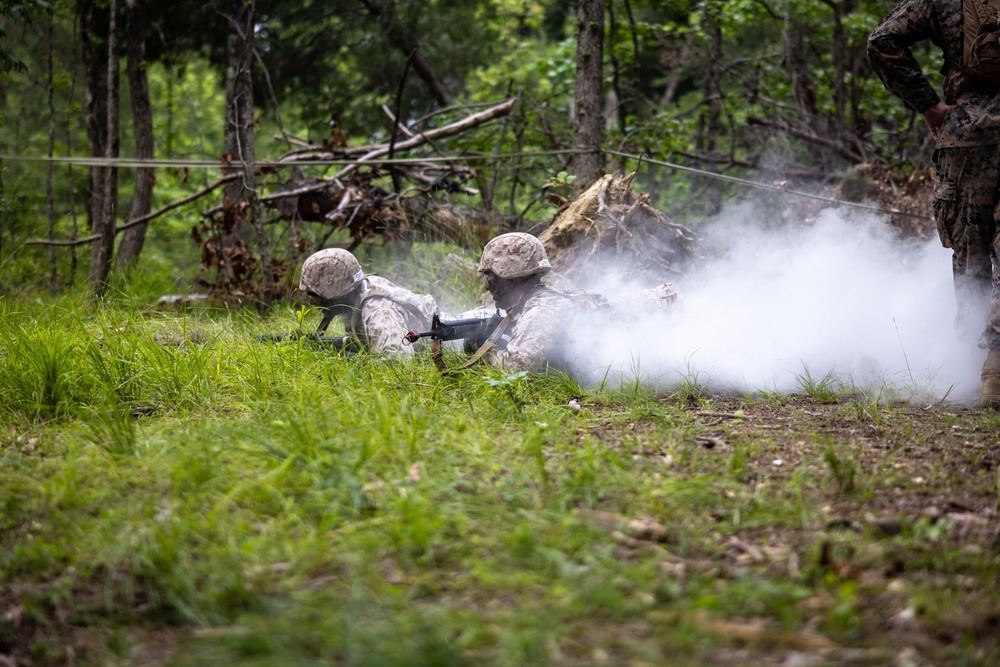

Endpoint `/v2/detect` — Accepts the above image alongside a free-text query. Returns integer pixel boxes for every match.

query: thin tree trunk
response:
[605,0,629,135]
[89,0,119,296]
[46,14,57,295]
[361,0,452,108]
[68,8,82,283]
[571,0,604,191]
[659,30,696,110]
[79,0,107,251]
[696,19,723,156]
[116,0,154,271]
[783,19,816,121]
[824,0,851,137]
[222,0,271,304]
[220,2,246,285]
[694,16,723,216]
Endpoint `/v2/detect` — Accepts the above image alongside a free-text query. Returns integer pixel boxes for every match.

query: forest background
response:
[6,3,999,667]
[0,0,938,300]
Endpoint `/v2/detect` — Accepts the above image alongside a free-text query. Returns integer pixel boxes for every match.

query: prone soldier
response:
[470,232,678,371]
[298,248,438,358]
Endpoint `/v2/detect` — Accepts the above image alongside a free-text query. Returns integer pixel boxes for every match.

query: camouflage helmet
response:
[478,232,552,280]
[299,248,365,300]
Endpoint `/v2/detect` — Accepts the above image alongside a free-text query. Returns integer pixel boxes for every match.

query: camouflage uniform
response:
[345,275,437,358]
[487,286,600,370]
[606,283,680,319]
[476,231,681,370]
[869,0,1000,347]
[487,283,679,370]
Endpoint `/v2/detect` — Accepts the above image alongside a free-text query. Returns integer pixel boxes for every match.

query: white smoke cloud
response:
[562,202,986,404]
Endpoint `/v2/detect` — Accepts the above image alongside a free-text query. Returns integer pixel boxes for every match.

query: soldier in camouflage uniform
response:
[299,248,437,358]
[868,0,1000,406]
[475,233,678,371]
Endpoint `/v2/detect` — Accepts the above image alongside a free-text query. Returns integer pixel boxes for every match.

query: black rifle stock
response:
[403,311,502,346]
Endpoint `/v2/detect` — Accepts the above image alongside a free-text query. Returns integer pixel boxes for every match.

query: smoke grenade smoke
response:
[562,203,986,403]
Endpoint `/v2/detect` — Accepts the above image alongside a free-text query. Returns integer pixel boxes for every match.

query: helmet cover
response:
[478,232,552,280]
[299,248,365,300]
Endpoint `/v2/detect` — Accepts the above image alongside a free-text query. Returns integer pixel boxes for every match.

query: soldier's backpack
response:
[964,0,1000,81]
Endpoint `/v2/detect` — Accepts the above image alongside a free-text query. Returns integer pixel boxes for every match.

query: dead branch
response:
[747,115,864,164]
[27,174,239,246]
[278,97,517,165]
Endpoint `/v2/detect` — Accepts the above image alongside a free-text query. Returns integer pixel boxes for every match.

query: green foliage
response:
[822,438,863,494]
[543,170,575,190]
[0,0,52,74]
[0,293,997,665]
[0,0,947,292]
[793,366,843,403]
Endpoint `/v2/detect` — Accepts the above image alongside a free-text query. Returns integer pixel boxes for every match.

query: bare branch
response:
[27,174,239,246]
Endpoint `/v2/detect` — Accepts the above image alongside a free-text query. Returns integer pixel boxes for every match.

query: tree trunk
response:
[693,15,723,217]
[783,21,816,121]
[222,0,272,304]
[825,0,851,138]
[46,14,57,295]
[361,0,452,108]
[89,0,119,296]
[78,0,107,254]
[571,0,604,192]
[115,0,154,271]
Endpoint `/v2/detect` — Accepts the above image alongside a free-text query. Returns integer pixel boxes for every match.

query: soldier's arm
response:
[491,303,566,371]
[361,299,417,358]
[867,1,940,113]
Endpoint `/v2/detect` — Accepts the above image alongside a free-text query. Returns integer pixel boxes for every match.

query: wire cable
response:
[0,147,932,221]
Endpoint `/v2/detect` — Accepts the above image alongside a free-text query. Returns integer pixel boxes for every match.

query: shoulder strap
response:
[436,288,538,374]
[358,279,432,327]
[442,308,519,374]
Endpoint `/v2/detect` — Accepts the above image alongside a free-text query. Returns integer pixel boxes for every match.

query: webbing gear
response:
[963,0,1000,81]
[357,279,432,329]
[331,278,432,346]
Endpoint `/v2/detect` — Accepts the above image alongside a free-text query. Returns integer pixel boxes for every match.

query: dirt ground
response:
[666,396,1000,665]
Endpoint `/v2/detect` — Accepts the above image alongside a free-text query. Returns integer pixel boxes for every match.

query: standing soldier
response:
[868,0,1000,407]
[298,248,437,358]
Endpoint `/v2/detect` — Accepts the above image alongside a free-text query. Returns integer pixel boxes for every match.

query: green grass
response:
[0,291,998,667]
[792,365,843,403]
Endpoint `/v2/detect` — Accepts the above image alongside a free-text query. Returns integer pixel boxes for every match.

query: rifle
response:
[253,332,360,352]
[403,311,503,347]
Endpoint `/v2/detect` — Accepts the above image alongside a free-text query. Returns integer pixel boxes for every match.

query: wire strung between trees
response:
[604,150,932,222]
[2,146,932,223]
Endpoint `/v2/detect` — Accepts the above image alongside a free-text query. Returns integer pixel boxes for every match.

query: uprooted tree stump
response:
[538,173,697,289]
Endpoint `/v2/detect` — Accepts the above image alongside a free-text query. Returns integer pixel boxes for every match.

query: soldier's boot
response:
[981,348,1000,409]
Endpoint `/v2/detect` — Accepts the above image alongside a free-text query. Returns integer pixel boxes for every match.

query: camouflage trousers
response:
[932,145,1000,349]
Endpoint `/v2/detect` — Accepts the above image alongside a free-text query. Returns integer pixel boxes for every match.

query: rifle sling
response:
[426,338,444,372]
[439,293,532,375]
[441,316,510,374]
[359,282,432,328]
